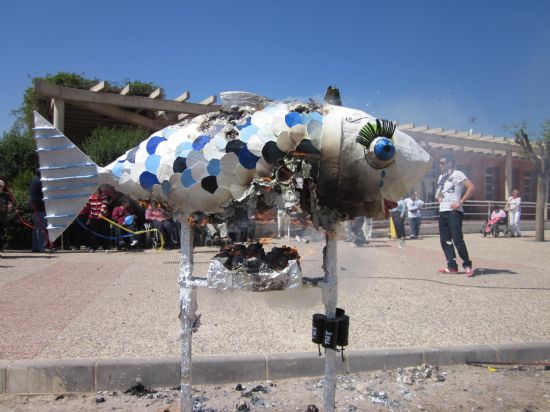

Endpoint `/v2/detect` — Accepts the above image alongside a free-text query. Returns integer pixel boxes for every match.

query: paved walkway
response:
[1,230,549,361]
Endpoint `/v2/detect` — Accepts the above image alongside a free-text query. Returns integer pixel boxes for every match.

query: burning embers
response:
[206,243,302,291]
[215,242,300,272]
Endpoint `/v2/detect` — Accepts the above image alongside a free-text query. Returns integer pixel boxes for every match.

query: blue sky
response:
[1,0,549,138]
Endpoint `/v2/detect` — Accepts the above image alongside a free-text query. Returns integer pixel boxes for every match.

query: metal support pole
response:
[178,214,198,412]
[322,226,338,412]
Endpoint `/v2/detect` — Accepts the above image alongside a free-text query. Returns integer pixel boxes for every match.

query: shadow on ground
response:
[474,268,518,276]
[0,254,57,260]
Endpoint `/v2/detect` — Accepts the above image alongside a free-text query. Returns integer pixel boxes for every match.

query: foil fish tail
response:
[33,112,102,242]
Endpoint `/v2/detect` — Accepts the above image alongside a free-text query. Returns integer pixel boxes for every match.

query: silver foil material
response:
[177,215,198,412]
[206,259,302,291]
[219,91,270,109]
[320,223,340,412]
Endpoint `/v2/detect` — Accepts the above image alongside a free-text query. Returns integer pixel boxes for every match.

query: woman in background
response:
[506,189,522,237]
[145,200,176,249]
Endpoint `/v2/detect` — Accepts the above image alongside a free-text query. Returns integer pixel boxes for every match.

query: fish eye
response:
[364,137,396,169]
[355,119,397,169]
[372,137,395,161]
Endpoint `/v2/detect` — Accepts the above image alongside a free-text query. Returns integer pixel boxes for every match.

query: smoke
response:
[343,92,492,136]
[277,93,325,105]
[377,96,473,133]
[260,288,322,309]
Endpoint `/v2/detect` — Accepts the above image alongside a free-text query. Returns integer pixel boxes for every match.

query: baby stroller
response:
[480,208,511,237]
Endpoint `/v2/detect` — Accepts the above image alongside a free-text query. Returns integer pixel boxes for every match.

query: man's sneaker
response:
[438,267,459,274]
[465,267,475,277]
[130,238,139,247]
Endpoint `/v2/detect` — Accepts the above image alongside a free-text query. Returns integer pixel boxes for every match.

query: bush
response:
[83,125,150,166]
[4,178,33,249]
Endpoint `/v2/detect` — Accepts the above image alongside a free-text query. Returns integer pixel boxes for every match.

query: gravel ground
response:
[1,230,549,360]
[1,363,548,411]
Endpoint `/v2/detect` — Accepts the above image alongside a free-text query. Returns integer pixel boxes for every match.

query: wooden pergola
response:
[32,79,222,143]
[398,123,527,199]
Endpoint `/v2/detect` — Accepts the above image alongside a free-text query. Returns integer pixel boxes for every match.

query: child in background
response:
[112,197,138,249]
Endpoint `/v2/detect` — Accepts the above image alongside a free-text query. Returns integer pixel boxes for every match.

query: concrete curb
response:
[2,342,549,394]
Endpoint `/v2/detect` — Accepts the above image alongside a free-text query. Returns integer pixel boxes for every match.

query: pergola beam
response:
[90,81,108,92]
[178,95,217,121]
[34,79,221,115]
[398,123,415,130]
[175,91,190,102]
[409,125,429,132]
[120,84,131,95]
[157,91,191,119]
[148,88,162,99]
[408,130,522,154]
[70,101,169,130]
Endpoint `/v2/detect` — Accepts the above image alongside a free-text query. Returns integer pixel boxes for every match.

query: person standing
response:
[390,198,407,248]
[86,187,111,252]
[0,179,14,253]
[29,171,50,252]
[362,217,373,242]
[350,216,368,247]
[436,155,475,276]
[506,189,522,237]
[405,192,424,239]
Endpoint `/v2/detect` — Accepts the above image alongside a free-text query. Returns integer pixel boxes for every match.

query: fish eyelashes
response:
[356,119,397,169]
[356,119,396,149]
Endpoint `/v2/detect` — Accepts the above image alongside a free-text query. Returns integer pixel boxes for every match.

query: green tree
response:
[0,129,38,180]
[513,120,550,242]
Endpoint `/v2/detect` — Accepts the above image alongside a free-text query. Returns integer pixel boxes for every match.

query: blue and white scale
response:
[104,100,324,213]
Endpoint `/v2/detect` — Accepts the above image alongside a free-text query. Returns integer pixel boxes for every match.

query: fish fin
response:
[33,111,99,242]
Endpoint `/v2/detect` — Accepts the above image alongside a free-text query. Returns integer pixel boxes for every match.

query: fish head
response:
[317,104,431,218]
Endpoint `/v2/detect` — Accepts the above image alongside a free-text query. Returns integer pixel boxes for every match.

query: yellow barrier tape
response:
[100,214,165,250]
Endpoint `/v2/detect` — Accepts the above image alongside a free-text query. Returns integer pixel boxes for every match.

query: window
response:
[484,166,495,200]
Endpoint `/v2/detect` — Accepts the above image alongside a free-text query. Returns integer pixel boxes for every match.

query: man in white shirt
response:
[436,155,475,276]
[405,192,424,239]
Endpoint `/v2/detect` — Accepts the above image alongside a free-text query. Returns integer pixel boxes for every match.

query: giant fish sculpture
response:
[33,90,432,412]
[33,91,431,240]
